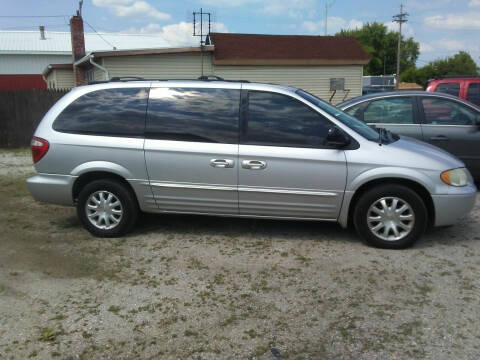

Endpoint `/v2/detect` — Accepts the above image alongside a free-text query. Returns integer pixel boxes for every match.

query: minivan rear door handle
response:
[210,159,234,168]
[242,160,267,170]
[429,135,449,141]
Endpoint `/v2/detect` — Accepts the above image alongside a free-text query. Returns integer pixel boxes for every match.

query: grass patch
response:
[184,329,199,337]
[38,327,62,342]
[108,305,121,314]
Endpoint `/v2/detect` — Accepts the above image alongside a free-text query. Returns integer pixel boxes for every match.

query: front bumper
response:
[26,173,77,206]
[432,185,477,226]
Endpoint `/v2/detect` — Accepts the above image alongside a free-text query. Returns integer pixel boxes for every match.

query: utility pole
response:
[324,1,334,35]
[193,8,211,77]
[393,4,408,89]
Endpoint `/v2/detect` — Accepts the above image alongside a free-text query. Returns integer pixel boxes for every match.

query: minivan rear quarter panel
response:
[31,83,155,210]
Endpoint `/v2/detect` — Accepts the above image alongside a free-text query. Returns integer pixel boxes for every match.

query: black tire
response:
[353,184,428,249]
[77,179,139,237]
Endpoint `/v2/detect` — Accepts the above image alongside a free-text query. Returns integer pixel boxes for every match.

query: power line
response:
[0,24,69,30]
[0,15,70,18]
[393,4,409,88]
[83,20,117,50]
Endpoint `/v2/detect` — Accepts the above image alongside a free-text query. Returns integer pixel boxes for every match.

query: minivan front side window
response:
[296,89,381,142]
[243,91,332,148]
[146,87,240,143]
[363,97,414,124]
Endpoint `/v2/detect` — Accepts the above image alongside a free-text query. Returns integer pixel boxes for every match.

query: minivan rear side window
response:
[435,83,460,97]
[146,87,240,143]
[243,91,332,148]
[53,88,148,136]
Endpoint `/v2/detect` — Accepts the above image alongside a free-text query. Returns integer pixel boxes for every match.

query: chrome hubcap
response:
[367,197,415,241]
[85,191,123,230]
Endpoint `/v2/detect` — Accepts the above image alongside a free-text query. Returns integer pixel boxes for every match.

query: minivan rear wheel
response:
[353,184,427,249]
[77,179,138,237]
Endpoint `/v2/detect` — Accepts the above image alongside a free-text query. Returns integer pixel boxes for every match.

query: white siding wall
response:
[55,69,74,89]
[91,58,108,82]
[103,53,213,79]
[93,66,105,82]
[214,65,363,103]
[0,54,71,74]
[46,68,74,89]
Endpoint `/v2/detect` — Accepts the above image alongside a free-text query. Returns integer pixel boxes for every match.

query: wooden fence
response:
[0,89,68,148]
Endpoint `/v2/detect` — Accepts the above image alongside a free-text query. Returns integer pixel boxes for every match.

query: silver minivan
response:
[27,79,477,248]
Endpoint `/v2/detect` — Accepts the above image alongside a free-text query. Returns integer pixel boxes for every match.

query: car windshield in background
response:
[296,89,381,143]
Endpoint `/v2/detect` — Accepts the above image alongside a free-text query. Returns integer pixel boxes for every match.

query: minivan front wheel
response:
[353,184,427,249]
[77,179,138,237]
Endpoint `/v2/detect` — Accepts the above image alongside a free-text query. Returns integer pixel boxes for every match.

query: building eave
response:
[42,63,73,77]
[89,45,214,59]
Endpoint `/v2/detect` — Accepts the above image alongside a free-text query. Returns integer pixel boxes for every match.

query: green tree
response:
[401,51,479,87]
[336,22,419,76]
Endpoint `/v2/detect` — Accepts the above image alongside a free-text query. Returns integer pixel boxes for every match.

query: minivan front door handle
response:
[242,160,267,170]
[429,135,449,141]
[210,159,234,168]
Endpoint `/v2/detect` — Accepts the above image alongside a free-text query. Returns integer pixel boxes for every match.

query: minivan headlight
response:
[440,168,469,187]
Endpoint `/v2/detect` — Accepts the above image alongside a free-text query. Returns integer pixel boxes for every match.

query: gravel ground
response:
[0,149,479,359]
[0,149,34,177]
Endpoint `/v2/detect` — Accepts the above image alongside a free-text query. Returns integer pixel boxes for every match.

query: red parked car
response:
[426,76,480,106]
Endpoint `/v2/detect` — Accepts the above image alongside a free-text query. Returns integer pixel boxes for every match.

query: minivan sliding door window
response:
[146,88,240,144]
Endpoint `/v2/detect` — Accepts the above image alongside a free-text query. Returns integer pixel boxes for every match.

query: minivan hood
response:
[388,136,464,171]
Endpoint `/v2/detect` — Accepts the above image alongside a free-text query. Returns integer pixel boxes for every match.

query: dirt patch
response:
[0,151,479,359]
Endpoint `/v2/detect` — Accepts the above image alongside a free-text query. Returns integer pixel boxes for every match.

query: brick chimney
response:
[70,13,86,86]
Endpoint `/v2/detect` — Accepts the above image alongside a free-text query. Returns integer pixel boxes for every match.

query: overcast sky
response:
[2,0,479,66]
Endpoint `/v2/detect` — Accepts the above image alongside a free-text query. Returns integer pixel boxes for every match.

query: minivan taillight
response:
[31,137,49,163]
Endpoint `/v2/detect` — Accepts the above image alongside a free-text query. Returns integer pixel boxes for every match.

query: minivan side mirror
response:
[326,126,351,148]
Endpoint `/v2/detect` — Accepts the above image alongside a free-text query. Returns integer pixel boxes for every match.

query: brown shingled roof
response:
[208,33,370,66]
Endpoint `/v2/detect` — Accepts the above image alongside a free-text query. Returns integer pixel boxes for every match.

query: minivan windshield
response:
[296,89,381,142]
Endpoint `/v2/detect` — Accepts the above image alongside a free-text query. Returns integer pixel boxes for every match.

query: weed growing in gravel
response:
[38,327,61,342]
[187,257,209,270]
[107,305,121,314]
[184,329,199,337]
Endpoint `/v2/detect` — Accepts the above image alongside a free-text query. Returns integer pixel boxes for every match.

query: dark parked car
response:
[338,91,480,179]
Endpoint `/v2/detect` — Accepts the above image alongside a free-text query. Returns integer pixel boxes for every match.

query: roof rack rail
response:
[198,75,224,81]
[110,76,145,82]
[87,76,251,85]
[197,75,250,83]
